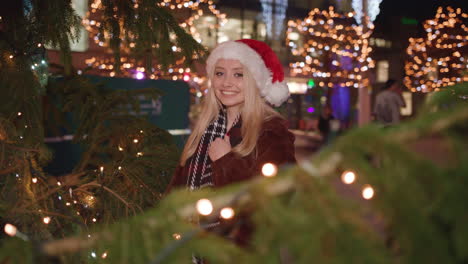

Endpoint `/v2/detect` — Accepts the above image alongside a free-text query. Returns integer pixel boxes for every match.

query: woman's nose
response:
[222,75,235,86]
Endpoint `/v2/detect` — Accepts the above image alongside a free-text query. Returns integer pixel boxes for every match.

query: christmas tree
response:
[81,0,225,82]
[0,0,205,250]
[286,6,375,92]
[404,6,467,92]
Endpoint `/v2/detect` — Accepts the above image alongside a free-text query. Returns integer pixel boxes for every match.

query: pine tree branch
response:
[76,181,131,208]
[36,153,342,257]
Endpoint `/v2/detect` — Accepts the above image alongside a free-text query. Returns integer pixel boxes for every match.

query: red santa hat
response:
[206,39,290,107]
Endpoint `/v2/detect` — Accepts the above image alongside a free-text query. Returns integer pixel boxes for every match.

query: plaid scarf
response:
[187,108,228,190]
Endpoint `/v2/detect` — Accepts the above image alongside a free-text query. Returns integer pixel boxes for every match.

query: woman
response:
[166,39,296,193]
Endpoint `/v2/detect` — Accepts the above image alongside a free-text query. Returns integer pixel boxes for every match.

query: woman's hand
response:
[208,135,231,161]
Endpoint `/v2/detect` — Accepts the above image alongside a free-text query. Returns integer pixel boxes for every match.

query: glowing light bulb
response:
[101,252,108,259]
[262,163,278,177]
[43,217,51,224]
[173,233,182,240]
[341,171,356,184]
[32,178,38,183]
[196,199,213,216]
[220,207,235,219]
[133,139,139,143]
[4,224,17,236]
[135,71,144,80]
[362,185,374,200]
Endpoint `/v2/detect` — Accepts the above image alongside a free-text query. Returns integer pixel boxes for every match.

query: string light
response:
[32,177,38,183]
[404,7,467,93]
[173,233,182,240]
[101,252,108,259]
[287,6,374,89]
[4,224,29,241]
[362,184,374,200]
[4,224,17,237]
[341,170,356,184]
[81,0,221,86]
[220,207,235,219]
[261,163,278,177]
[196,199,213,216]
[43,216,51,224]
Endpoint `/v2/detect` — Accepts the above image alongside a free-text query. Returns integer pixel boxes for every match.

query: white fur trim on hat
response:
[206,41,289,107]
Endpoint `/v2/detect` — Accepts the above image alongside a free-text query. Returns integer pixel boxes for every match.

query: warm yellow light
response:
[196,199,213,216]
[4,224,17,236]
[173,233,181,240]
[362,185,374,200]
[133,139,139,143]
[101,252,108,259]
[43,217,51,224]
[261,163,278,177]
[32,178,38,183]
[220,207,235,219]
[341,171,356,184]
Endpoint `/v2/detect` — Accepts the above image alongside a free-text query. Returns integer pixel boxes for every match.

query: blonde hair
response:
[179,63,281,166]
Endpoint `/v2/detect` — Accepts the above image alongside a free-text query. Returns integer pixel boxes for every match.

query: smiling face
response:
[212,59,245,113]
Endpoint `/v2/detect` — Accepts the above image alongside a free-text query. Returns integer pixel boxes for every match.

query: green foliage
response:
[95,0,206,73]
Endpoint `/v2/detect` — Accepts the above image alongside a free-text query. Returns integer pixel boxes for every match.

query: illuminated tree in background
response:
[82,0,226,83]
[404,7,467,93]
[287,6,374,93]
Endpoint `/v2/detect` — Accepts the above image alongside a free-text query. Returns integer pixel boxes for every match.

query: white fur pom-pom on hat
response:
[206,39,290,107]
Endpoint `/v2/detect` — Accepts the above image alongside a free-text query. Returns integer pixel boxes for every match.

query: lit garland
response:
[82,0,225,85]
[286,6,375,89]
[404,7,467,93]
